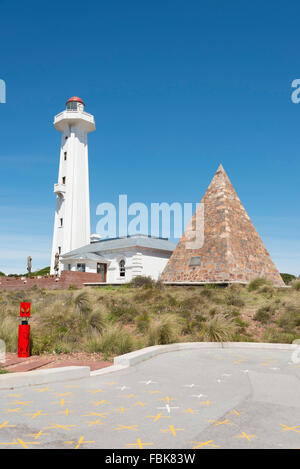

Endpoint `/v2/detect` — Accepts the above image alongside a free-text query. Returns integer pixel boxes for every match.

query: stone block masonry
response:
[160,164,285,287]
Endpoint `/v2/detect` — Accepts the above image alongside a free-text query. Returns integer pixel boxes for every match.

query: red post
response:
[18,302,31,358]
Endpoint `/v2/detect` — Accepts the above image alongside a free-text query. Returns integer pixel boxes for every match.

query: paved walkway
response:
[0,348,299,449]
[3,353,112,373]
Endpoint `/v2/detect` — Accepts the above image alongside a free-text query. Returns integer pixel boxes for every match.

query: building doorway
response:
[97,263,107,282]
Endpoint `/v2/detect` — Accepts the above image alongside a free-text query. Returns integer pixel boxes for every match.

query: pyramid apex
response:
[217,163,225,173]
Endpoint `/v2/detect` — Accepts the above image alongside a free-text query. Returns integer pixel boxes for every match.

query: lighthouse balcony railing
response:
[54,110,95,123]
[54,183,66,197]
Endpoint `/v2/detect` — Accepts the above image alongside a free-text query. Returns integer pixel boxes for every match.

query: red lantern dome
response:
[66,96,85,106]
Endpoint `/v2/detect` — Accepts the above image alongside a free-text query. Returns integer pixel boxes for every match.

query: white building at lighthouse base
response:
[60,235,175,283]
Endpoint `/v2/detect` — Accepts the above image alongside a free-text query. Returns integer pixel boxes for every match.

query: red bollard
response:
[18,324,30,357]
[18,302,31,358]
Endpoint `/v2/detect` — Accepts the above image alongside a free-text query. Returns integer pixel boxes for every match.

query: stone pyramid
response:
[161,164,285,286]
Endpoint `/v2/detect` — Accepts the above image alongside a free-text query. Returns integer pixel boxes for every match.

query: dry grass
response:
[0,278,299,359]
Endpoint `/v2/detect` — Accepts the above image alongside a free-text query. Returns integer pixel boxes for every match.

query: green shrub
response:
[148,317,180,345]
[88,311,106,334]
[68,284,79,291]
[135,311,151,333]
[225,292,245,307]
[291,280,300,291]
[277,312,300,331]
[199,314,237,342]
[133,289,157,302]
[263,327,298,344]
[74,291,91,315]
[254,308,271,324]
[108,300,138,323]
[0,317,18,352]
[90,327,135,358]
[53,342,72,354]
[248,278,272,292]
[257,285,275,298]
[130,276,155,288]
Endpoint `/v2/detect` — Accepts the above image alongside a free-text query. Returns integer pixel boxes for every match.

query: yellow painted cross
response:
[125,438,154,449]
[159,396,175,403]
[160,425,184,436]
[90,400,110,406]
[115,425,138,431]
[44,423,77,431]
[57,408,72,416]
[199,400,215,406]
[65,436,95,449]
[10,400,33,406]
[234,432,256,442]
[86,388,105,394]
[52,399,71,408]
[146,413,170,423]
[82,412,108,417]
[34,387,52,393]
[192,440,220,449]
[27,431,49,440]
[183,408,198,415]
[208,419,235,427]
[135,401,147,407]
[24,410,48,419]
[55,392,72,397]
[114,407,127,414]
[0,421,16,429]
[0,439,40,449]
[5,408,22,413]
[86,420,105,427]
[280,424,300,434]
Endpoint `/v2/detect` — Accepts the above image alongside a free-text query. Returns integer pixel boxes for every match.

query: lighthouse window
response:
[64,152,67,160]
[67,101,78,111]
[58,246,61,254]
[60,218,63,227]
[62,176,66,184]
[119,259,125,277]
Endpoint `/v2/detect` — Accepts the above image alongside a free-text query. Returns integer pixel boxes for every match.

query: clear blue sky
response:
[0,0,299,275]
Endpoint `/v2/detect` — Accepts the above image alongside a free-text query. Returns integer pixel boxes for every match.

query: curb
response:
[0,366,90,390]
[1,342,298,387]
[90,341,298,376]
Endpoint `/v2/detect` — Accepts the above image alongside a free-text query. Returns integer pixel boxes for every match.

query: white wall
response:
[61,248,171,283]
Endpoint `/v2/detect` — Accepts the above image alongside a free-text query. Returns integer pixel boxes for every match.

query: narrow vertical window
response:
[64,152,67,160]
[62,176,66,184]
[119,259,125,277]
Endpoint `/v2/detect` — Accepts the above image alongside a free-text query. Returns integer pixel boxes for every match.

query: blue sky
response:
[0,0,299,275]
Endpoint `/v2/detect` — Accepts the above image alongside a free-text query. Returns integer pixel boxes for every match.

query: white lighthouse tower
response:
[50,97,96,275]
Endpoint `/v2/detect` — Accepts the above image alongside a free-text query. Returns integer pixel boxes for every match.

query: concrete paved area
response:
[0,348,299,449]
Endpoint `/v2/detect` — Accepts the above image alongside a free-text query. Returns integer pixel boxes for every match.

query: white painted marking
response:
[157,404,179,414]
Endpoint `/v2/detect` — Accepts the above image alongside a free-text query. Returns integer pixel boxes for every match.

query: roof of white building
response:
[61,235,176,260]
